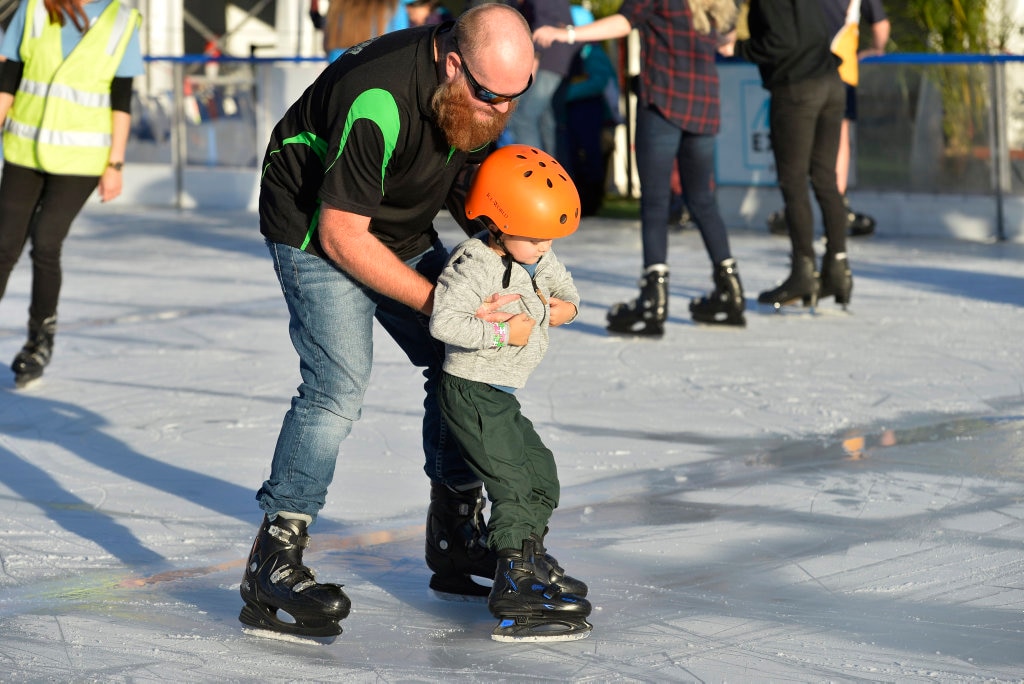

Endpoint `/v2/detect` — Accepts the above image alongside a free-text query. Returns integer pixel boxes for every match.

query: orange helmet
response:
[465,145,581,239]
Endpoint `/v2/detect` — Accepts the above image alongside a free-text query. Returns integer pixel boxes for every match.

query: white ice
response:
[0,206,1022,682]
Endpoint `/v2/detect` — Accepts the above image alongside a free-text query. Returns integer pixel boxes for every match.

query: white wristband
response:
[566,24,575,45]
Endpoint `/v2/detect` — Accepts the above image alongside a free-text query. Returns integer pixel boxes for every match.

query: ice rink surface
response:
[0,206,1022,682]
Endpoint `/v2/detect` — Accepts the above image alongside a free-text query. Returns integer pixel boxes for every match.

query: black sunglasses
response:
[452,40,532,105]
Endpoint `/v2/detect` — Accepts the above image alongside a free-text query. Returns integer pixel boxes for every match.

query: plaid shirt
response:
[619,0,722,135]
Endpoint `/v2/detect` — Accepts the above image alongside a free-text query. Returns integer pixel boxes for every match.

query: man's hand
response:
[475,292,522,322]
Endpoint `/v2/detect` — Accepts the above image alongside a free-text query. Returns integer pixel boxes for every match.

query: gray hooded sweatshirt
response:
[430,233,580,390]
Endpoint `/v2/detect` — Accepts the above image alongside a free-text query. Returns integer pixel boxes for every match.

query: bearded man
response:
[240,4,542,639]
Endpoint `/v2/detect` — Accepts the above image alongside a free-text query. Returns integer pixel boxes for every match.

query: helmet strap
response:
[501,253,515,288]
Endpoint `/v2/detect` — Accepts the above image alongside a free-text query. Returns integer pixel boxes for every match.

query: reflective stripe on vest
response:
[2,0,140,175]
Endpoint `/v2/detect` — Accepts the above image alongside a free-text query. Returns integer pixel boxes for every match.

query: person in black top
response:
[764,0,890,238]
[720,0,853,311]
[241,3,541,640]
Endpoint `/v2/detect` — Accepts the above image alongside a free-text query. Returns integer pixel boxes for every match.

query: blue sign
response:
[717,63,776,186]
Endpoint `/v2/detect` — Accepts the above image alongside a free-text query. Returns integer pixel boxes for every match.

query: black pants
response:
[0,163,97,323]
[769,71,848,261]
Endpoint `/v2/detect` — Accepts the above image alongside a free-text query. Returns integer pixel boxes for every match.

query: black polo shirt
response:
[259,22,475,261]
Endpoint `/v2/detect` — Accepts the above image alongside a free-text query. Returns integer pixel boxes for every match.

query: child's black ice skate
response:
[488,538,592,642]
[425,483,497,600]
[239,515,350,640]
[531,533,587,597]
[11,316,56,389]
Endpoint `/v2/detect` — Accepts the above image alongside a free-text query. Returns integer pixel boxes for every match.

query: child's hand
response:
[548,298,577,327]
[475,292,522,322]
[507,313,535,346]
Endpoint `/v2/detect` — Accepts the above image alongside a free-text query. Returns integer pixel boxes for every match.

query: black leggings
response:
[769,71,848,261]
[0,163,98,324]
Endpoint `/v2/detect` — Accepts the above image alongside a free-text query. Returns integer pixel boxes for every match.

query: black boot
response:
[488,538,592,642]
[842,194,876,237]
[757,255,820,311]
[766,209,788,236]
[689,258,746,327]
[606,264,669,336]
[239,515,350,638]
[819,251,853,308]
[531,532,588,597]
[11,316,57,388]
[425,482,497,599]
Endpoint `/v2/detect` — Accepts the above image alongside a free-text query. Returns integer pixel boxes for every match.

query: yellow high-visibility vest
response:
[3,0,141,175]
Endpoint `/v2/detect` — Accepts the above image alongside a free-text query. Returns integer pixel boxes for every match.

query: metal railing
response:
[132,53,1024,239]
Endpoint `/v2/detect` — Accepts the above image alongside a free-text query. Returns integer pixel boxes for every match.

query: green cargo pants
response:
[438,372,559,551]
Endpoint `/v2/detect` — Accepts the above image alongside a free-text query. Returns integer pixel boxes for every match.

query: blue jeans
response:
[506,69,565,157]
[256,240,478,522]
[634,105,732,268]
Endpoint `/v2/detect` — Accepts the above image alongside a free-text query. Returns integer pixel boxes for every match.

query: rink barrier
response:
[127,54,1023,241]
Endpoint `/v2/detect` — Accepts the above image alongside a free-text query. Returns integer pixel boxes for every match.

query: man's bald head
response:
[452,3,535,95]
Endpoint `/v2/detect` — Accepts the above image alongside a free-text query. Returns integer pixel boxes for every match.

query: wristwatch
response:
[108,161,124,171]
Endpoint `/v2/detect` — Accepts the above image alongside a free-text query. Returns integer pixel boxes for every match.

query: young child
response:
[430,145,592,642]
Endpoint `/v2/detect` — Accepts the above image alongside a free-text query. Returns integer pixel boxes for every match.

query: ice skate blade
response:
[13,373,43,390]
[605,323,664,337]
[691,312,746,328]
[429,573,491,600]
[760,302,851,317]
[491,617,593,643]
[239,602,342,639]
[429,587,488,603]
[241,627,337,645]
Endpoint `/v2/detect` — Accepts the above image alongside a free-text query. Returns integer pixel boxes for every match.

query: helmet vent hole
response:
[559,214,567,224]
[523,170,533,177]
[546,178,553,188]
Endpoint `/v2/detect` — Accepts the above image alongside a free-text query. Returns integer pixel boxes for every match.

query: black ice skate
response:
[426,483,497,600]
[606,264,669,336]
[239,515,350,640]
[757,255,820,312]
[488,538,592,642]
[819,252,853,309]
[766,209,788,236]
[689,258,746,327]
[532,532,587,597]
[848,212,876,237]
[11,316,56,389]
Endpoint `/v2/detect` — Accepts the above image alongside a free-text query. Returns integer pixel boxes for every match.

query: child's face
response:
[500,234,553,265]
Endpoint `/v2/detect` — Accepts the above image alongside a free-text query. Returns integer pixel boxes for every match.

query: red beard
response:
[432,80,516,152]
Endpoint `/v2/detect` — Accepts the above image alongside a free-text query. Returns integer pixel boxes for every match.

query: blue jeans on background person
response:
[506,69,564,156]
[256,239,478,523]
[633,105,732,269]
